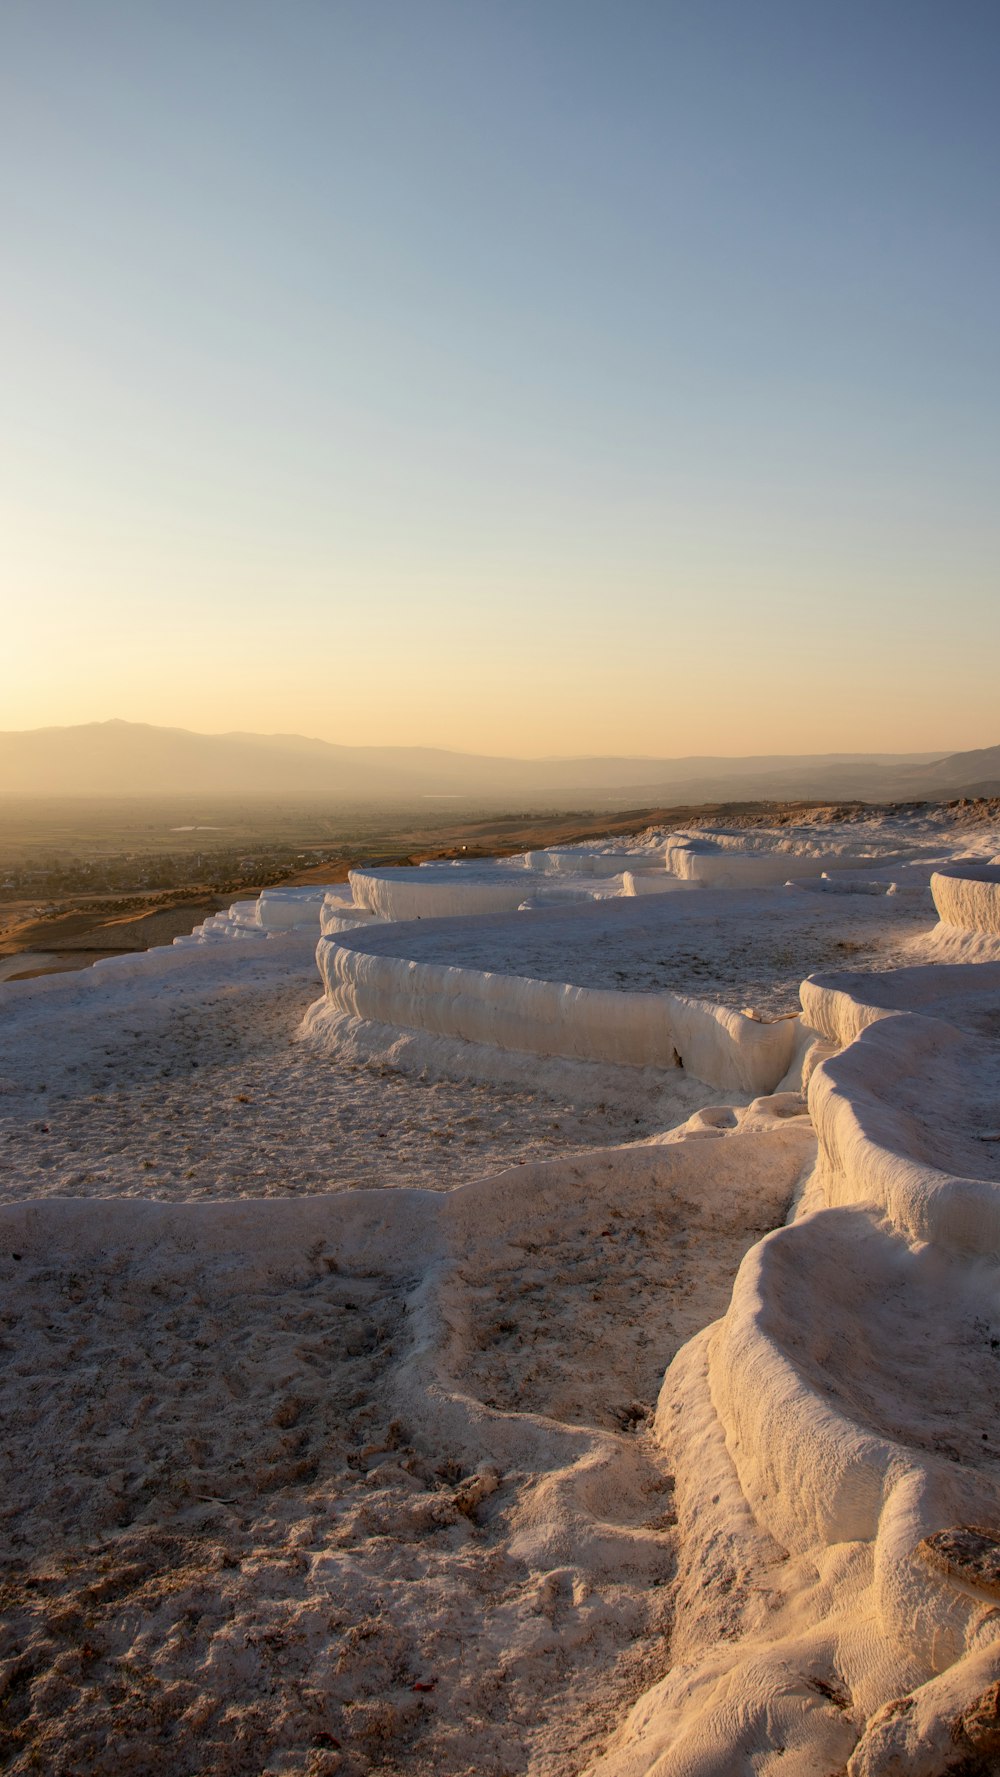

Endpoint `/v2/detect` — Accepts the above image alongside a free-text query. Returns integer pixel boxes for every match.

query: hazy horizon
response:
[2,715,997,805]
[5,1,999,755]
[0,713,960,764]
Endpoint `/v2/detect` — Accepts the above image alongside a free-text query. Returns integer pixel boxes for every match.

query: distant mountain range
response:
[0,720,998,806]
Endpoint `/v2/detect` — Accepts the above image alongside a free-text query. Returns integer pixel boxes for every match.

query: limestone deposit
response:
[2,806,1000,1774]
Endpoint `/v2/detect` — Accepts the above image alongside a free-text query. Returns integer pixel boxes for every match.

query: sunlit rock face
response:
[931,860,1000,942]
[593,856,1000,1777]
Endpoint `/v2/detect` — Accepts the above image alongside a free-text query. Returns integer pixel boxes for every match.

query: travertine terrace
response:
[2,805,1000,1774]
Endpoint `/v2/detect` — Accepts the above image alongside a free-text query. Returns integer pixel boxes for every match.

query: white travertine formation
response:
[932,860,1000,935]
[317,930,800,1093]
[172,819,999,949]
[175,883,337,945]
[347,843,668,921]
[7,821,1000,1772]
[800,956,1000,1045]
[787,859,942,897]
[594,859,1000,1777]
[171,901,273,946]
[254,885,329,930]
[348,862,560,921]
[521,846,654,877]
[662,825,933,887]
[172,836,674,944]
[310,864,935,1090]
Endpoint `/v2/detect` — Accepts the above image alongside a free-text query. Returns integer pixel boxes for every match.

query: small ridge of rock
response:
[917,1525,1000,1598]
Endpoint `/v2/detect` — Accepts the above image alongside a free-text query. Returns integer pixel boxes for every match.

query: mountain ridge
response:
[0,720,995,804]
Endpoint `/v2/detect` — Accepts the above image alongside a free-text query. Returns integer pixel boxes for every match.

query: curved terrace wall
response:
[348,849,666,922]
[316,930,799,1093]
[663,829,924,888]
[931,862,1000,935]
[610,939,1000,1774]
[800,959,1000,1048]
[348,866,545,922]
[255,886,329,931]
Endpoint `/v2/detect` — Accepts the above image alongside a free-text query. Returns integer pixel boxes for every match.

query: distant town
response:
[0,843,343,905]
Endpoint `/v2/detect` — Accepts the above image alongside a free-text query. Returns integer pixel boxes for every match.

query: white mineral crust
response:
[3,809,1000,1773]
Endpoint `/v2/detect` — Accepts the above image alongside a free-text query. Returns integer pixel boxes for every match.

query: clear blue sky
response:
[3,0,998,755]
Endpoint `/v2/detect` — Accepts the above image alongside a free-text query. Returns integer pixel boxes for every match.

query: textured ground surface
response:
[0,946,691,1205]
[0,1124,809,1775]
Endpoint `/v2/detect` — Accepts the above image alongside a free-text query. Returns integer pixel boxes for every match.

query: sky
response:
[2,0,999,759]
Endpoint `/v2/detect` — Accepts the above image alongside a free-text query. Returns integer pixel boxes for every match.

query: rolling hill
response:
[0,720,995,805]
